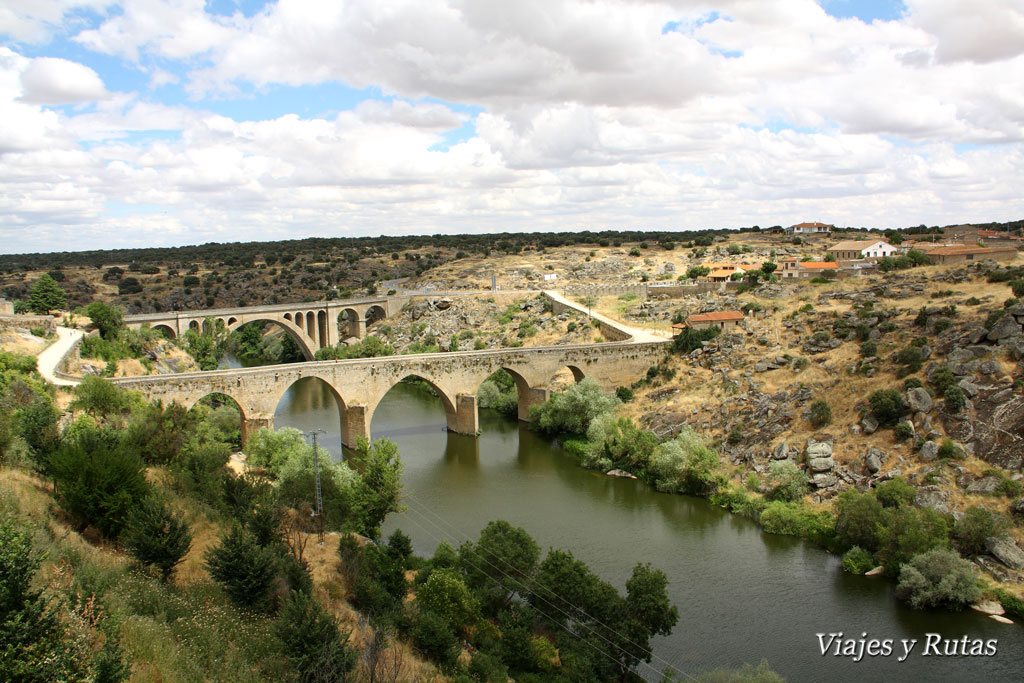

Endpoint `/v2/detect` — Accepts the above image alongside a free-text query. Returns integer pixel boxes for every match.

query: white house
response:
[785,222,833,235]
[826,239,898,261]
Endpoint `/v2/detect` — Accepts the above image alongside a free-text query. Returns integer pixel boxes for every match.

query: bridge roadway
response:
[109,339,669,448]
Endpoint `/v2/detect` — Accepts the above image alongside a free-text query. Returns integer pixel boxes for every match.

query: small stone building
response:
[926,246,1018,265]
[0,298,12,315]
[673,310,745,333]
[826,239,898,261]
[779,260,839,279]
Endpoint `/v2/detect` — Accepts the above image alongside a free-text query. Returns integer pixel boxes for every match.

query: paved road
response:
[541,290,670,343]
[36,326,82,387]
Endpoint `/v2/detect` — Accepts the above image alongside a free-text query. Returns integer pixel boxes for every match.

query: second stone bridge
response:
[109,340,669,448]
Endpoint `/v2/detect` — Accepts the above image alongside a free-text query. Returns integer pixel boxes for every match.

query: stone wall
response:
[0,314,56,335]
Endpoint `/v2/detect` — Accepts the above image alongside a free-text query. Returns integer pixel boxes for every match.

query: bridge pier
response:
[518,387,550,421]
[242,414,274,446]
[341,405,371,450]
[448,394,479,435]
[353,318,367,340]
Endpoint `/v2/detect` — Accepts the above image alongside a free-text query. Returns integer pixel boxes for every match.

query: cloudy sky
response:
[0,0,1022,254]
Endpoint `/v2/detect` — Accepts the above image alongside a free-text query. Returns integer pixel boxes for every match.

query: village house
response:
[673,310,745,333]
[779,259,839,279]
[701,263,760,282]
[926,245,1018,265]
[785,222,833,236]
[826,239,898,261]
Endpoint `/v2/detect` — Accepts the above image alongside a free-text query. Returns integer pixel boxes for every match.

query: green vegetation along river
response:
[271,375,1023,682]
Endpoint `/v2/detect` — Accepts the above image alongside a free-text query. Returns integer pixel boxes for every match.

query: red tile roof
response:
[687,311,745,323]
[797,261,839,269]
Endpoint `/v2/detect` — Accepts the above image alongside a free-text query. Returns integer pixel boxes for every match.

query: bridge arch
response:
[366,305,386,325]
[186,392,245,448]
[338,308,360,338]
[153,323,176,339]
[226,317,316,361]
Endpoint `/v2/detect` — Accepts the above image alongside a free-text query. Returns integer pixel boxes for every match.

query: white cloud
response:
[18,56,108,104]
[1,2,1023,253]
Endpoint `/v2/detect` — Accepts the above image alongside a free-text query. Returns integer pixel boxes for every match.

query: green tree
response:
[672,325,720,353]
[122,497,192,583]
[868,389,907,427]
[808,399,831,428]
[352,437,404,539]
[766,460,808,502]
[874,477,916,509]
[0,520,89,682]
[460,520,540,615]
[529,378,619,437]
[954,506,1008,557]
[876,506,951,576]
[834,490,885,551]
[416,568,479,633]
[203,525,278,613]
[70,376,127,419]
[410,609,459,669]
[760,261,777,276]
[896,548,981,609]
[273,591,356,682]
[686,265,710,280]
[27,274,65,314]
[122,400,196,465]
[84,302,124,340]
[49,436,151,540]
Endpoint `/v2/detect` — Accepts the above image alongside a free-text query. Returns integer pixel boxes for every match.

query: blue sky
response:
[0,0,1021,253]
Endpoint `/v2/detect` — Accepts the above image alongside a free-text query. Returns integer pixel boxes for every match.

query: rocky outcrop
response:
[986,537,1024,571]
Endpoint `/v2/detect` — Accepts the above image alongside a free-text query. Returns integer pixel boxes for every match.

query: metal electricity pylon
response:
[306,429,326,545]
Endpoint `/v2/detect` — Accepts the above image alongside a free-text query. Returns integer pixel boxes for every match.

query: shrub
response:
[835,490,885,551]
[876,506,951,577]
[648,429,723,495]
[841,546,876,574]
[49,436,151,539]
[896,548,981,609]
[727,425,743,445]
[859,341,877,358]
[944,385,966,413]
[874,477,916,508]
[203,525,279,613]
[930,366,957,395]
[868,389,907,427]
[766,461,808,502]
[903,377,922,390]
[273,591,356,680]
[530,378,619,437]
[893,421,914,442]
[616,386,634,402]
[808,399,832,428]
[759,501,834,543]
[954,506,1008,557]
[416,568,479,633]
[411,609,459,669]
[1011,279,1024,298]
[672,325,720,353]
[122,497,192,583]
[938,438,961,459]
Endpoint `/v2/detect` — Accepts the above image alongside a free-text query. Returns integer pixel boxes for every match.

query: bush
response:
[896,548,981,609]
[49,436,151,539]
[766,461,808,502]
[954,506,1008,556]
[530,378,619,437]
[759,501,834,543]
[930,366,957,395]
[876,506,951,577]
[122,497,192,583]
[944,385,966,413]
[1012,279,1024,298]
[893,421,914,442]
[874,477,916,509]
[841,546,876,574]
[868,389,907,427]
[274,591,356,680]
[648,429,723,495]
[896,345,923,373]
[672,326,720,353]
[938,438,961,459]
[859,341,877,358]
[615,386,634,402]
[835,490,885,551]
[203,525,279,613]
[808,400,831,428]
[411,609,459,669]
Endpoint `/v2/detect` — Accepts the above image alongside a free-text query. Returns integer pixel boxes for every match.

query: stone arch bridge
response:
[124,296,410,360]
[109,341,669,449]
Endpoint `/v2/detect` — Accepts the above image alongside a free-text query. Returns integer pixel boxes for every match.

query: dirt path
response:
[544,289,670,343]
[36,327,83,387]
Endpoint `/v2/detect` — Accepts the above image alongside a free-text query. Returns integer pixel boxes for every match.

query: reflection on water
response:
[270,376,1023,682]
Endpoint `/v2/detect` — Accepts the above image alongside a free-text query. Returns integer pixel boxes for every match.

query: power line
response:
[398,493,697,681]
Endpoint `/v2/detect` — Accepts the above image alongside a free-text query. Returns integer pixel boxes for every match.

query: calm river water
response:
[267,373,1023,682]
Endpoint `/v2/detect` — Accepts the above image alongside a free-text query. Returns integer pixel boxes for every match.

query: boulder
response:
[606,469,637,480]
[971,601,1006,616]
[809,456,835,472]
[906,387,933,414]
[914,485,951,514]
[861,414,879,435]
[986,537,1024,571]
[772,440,789,460]
[811,472,838,488]
[919,440,939,462]
[979,359,1001,376]
[967,476,1002,495]
[1014,497,1024,518]
[988,315,1022,341]
[865,448,884,474]
[805,435,833,459]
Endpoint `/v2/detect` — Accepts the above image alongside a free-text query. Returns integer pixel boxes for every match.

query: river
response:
[266,371,1022,682]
